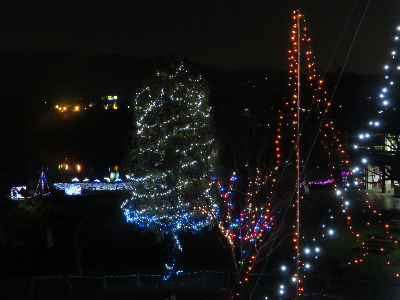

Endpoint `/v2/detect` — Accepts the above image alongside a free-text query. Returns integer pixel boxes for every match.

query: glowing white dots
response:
[315,247,320,252]
[398,66,400,70]
[379,94,384,98]
[383,100,389,106]
[397,26,400,30]
[281,265,286,271]
[382,88,387,93]
[359,134,364,139]
[336,190,341,196]
[396,36,399,40]
[392,51,396,55]
[385,65,389,69]
[292,277,297,282]
[329,229,334,235]
[279,285,285,294]
[362,158,367,163]
[370,121,379,126]
[345,201,350,206]
[304,248,310,254]
[354,145,358,149]
[390,81,394,85]
[305,264,310,268]
[365,133,370,138]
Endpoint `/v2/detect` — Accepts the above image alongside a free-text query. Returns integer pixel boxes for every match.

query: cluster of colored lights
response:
[214,169,297,299]
[216,171,276,248]
[34,172,50,196]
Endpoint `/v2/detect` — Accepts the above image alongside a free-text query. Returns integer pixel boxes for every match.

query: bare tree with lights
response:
[211,10,351,298]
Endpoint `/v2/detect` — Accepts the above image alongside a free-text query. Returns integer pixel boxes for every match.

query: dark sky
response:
[1,0,399,73]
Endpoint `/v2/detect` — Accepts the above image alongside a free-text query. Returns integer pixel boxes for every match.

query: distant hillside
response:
[0,53,391,196]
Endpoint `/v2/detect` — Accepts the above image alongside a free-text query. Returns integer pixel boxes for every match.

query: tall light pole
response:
[296,8,301,300]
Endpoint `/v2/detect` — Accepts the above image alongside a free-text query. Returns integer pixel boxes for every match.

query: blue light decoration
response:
[65,184,82,195]
[10,186,27,200]
[34,172,50,196]
[121,63,218,279]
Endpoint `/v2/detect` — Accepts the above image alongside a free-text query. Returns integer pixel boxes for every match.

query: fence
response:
[30,270,400,300]
[31,270,230,300]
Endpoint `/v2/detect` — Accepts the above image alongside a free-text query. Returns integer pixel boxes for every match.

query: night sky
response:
[1,0,399,73]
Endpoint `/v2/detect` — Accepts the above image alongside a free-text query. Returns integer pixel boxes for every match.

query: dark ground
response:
[1,188,400,299]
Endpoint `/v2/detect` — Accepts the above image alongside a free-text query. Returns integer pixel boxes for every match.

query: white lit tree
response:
[122,62,218,277]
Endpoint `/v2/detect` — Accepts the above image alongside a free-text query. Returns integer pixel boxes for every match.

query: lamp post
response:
[362,158,368,190]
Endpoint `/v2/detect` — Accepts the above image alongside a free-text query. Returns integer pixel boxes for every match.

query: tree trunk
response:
[73,236,83,275]
[213,223,239,272]
[231,245,239,272]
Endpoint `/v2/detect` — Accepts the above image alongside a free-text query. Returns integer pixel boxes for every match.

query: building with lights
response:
[350,131,399,194]
[55,104,81,112]
[102,95,119,110]
[54,95,122,112]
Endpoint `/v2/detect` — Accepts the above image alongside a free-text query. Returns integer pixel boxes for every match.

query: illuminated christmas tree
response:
[122,62,218,277]
[34,171,51,196]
